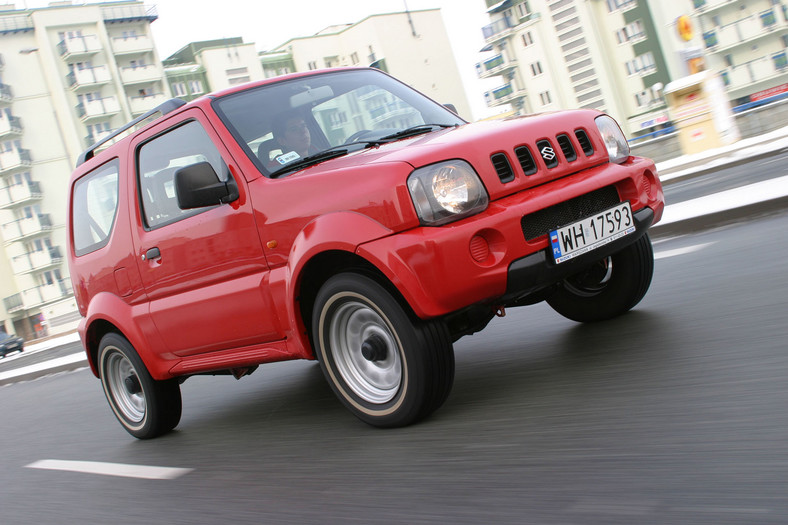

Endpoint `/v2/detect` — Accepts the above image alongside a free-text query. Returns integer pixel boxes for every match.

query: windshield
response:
[213,68,465,177]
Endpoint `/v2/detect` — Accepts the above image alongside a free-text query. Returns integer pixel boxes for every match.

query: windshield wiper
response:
[378,123,456,142]
[269,141,380,178]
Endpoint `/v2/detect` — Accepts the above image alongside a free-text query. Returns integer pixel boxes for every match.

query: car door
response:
[131,110,281,357]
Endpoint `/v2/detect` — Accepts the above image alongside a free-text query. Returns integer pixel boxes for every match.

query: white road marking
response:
[25,459,193,480]
[655,242,714,260]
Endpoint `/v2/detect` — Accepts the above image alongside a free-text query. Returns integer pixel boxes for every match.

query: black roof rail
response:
[76,98,187,167]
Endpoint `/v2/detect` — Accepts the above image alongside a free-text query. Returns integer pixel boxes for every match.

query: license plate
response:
[549,202,635,264]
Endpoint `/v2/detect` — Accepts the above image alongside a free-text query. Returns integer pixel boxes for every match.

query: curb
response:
[0,353,88,387]
[660,145,788,185]
[651,195,788,238]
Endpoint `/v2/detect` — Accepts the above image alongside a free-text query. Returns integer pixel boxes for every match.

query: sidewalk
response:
[2,128,788,386]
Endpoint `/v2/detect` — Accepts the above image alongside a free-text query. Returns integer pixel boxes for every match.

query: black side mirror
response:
[443,103,458,115]
[174,161,239,210]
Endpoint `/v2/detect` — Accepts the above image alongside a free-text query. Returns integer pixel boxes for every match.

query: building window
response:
[693,0,706,8]
[773,51,788,70]
[516,1,531,19]
[522,31,534,46]
[606,0,636,13]
[761,9,777,28]
[189,80,204,94]
[703,30,718,48]
[351,52,359,64]
[225,67,248,76]
[625,52,656,75]
[172,82,187,97]
[616,20,645,44]
[308,60,318,70]
[539,91,551,105]
[721,71,731,86]
[530,61,543,76]
[724,54,734,67]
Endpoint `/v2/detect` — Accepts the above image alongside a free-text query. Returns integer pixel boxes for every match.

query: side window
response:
[72,159,120,256]
[137,120,228,229]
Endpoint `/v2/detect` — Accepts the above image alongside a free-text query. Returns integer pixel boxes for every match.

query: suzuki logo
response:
[541,146,556,161]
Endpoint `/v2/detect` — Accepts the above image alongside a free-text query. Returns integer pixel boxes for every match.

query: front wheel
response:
[547,233,654,323]
[313,273,454,428]
[98,333,182,439]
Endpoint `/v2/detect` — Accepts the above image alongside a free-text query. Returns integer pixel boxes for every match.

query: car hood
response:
[292,109,611,202]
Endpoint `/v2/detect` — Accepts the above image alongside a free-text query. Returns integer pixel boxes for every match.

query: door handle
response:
[142,247,161,261]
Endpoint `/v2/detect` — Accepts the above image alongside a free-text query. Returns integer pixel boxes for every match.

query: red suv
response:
[67,68,663,439]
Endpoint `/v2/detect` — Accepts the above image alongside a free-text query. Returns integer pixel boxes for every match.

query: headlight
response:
[595,115,630,164]
[407,160,488,226]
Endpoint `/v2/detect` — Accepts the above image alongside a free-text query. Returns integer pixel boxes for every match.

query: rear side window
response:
[137,120,228,229]
[72,159,120,257]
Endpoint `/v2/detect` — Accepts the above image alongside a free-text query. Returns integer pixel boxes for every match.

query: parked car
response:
[66,67,664,439]
[0,331,24,358]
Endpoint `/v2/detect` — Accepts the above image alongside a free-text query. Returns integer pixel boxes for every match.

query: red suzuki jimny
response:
[67,68,664,439]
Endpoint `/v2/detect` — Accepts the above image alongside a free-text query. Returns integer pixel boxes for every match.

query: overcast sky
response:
[24,0,499,119]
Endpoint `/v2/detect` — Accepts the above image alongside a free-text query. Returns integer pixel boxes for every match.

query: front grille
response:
[575,129,594,156]
[521,186,620,241]
[556,134,577,162]
[536,139,559,169]
[514,145,537,175]
[491,153,515,183]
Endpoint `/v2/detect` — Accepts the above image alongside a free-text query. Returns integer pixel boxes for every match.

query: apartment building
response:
[0,1,169,339]
[266,10,472,120]
[477,0,676,136]
[164,37,265,101]
[691,0,788,103]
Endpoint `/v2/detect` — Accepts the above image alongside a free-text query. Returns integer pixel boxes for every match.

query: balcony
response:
[0,180,42,210]
[112,34,154,56]
[475,54,518,79]
[129,92,166,115]
[119,64,163,85]
[706,11,785,52]
[67,66,112,90]
[84,128,115,148]
[10,246,62,275]
[77,97,121,122]
[0,115,22,138]
[482,16,517,44]
[0,83,13,105]
[58,35,102,59]
[102,4,158,23]
[484,83,526,107]
[0,148,32,175]
[1,213,52,244]
[3,279,72,314]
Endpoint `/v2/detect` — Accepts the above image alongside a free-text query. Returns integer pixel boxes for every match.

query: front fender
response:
[270,211,395,358]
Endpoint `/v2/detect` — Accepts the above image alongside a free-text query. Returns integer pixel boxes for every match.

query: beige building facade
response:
[0,1,169,339]
[268,10,472,120]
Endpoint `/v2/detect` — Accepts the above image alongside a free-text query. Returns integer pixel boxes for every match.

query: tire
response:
[98,333,182,439]
[313,273,454,428]
[547,233,654,323]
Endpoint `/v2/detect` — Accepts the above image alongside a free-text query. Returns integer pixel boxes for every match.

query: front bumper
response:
[357,157,663,319]
[502,206,654,304]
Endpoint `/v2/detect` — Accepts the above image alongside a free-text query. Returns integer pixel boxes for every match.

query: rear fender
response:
[81,292,169,379]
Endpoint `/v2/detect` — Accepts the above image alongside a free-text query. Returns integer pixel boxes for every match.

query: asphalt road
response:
[2,203,788,523]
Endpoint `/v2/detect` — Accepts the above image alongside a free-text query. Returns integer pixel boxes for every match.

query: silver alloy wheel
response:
[104,348,146,423]
[328,300,402,404]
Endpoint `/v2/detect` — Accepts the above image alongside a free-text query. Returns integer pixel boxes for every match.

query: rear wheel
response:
[313,273,454,427]
[547,233,654,323]
[98,333,181,439]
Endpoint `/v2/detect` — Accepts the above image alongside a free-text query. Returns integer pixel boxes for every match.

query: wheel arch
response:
[80,292,163,378]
